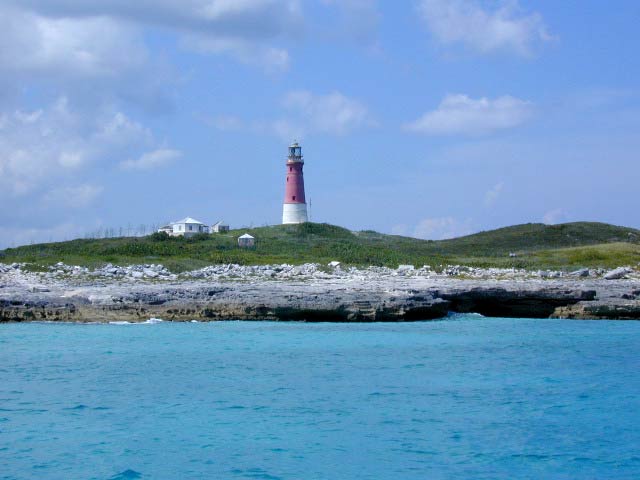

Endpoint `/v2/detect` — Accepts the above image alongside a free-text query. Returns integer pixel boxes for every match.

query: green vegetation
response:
[1,222,639,272]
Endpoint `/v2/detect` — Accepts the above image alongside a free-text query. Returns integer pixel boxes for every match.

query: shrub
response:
[188,233,211,242]
[149,232,170,241]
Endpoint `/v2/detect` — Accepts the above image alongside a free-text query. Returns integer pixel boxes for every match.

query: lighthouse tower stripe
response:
[284,161,306,204]
[283,203,308,224]
[282,142,308,224]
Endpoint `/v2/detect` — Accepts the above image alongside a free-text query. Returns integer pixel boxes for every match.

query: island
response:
[1,222,639,322]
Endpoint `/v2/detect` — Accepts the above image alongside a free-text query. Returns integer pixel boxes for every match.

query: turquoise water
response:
[1,317,639,479]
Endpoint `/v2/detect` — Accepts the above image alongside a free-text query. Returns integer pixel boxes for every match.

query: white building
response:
[238,233,255,248]
[157,224,173,235]
[212,221,230,233]
[158,217,210,238]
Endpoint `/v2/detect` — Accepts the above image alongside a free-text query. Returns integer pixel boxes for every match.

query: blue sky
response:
[1,0,639,247]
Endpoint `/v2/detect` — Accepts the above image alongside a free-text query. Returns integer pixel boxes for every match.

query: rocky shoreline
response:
[1,262,639,322]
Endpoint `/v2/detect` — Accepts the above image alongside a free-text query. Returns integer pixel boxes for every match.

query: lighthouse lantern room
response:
[282,141,308,224]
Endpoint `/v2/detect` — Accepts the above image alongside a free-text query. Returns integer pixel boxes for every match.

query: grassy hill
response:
[1,222,639,272]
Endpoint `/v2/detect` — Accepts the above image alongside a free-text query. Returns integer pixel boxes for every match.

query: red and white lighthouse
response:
[282,141,308,224]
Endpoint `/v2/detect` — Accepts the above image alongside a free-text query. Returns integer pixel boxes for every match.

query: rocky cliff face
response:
[2,262,638,322]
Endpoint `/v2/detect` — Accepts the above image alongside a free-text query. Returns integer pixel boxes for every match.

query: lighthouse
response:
[282,141,308,224]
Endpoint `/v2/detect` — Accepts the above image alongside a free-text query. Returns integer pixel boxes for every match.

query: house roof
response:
[175,217,204,225]
[238,233,254,239]
[213,220,228,226]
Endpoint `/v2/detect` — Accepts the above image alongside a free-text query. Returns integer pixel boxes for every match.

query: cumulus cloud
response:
[394,217,475,240]
[0,5,176,113]
[43,184,104,208]
[390,224,410,236]
[183,35,290,71]
[0,97,170,195]
[405,94,533,136]
[10,0,303,38]
[0,222,85,249]
[0,96,179,247]
[0,98,89,195]
[3,0,302,71]
[320,0,380,45]
[209,90,375,139]
[542,208,568,225]
[207,114,245,131]
[418,0,552,56]
[120,148,183,171]
[279,90,375,137]
[0,7,148,78]
[413,217,475,240]
[95,112,154,149]
[484,181,504,207]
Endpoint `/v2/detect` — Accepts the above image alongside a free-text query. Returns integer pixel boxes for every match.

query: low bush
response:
[149,232,170,241]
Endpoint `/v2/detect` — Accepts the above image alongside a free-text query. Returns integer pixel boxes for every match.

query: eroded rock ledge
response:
[1,264,638,322]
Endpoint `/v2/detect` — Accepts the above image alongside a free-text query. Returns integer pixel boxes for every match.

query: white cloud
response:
[0,97,170,195]
[0,222,84,249]
[413,217,475,240]
[208,114,244,131]
[14,110,43,123]
[270,118,304,141]
[44,184,104,208]
[0,101,86,194]
[542,208,568,225]
[563,88,639,111]
[484,181,504,207]
[58,151,85,169]
[0,97,177,247]
[393,217,475,240]
[95,112,154,148]
[320,0,380,45]
[120,148,182,171]
[10,0,303,38]
[418,0,552,56]
[0,6,174,114]
[0,7,148,78]
[183,35,290,71]
[405,94,533,136]
[391,224,410,236]
[279,90,375,137]
[207,90,375,139]
[3,0,302,71]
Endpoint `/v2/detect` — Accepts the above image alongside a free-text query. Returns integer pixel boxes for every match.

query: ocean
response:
[1,316,639,479]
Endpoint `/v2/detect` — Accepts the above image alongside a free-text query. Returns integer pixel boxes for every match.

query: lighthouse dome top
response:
[287,141,303,163]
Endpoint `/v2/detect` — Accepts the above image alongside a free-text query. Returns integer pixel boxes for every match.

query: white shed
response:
[237,233,255,248]
[157,224,174,235]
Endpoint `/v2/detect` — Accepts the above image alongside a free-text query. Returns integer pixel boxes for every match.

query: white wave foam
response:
[109,318,164,325]
[446,312,485,319]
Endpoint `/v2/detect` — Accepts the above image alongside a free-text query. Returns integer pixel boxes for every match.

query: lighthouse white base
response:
[282,203,308,224]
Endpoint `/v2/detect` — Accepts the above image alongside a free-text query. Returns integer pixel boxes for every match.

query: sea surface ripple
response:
[1,316,639,479]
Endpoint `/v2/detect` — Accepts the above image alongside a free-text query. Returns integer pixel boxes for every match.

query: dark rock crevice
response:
[442,288,597,319]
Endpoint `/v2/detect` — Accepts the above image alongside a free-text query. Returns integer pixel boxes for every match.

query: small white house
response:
[212,221,230,233]
[238,233,255,248]
[157,224,173,235]
[158,217,209,238]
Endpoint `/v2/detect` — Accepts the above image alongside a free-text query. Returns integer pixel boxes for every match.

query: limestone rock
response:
[570,268,590,277]
[604,267,632,280]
